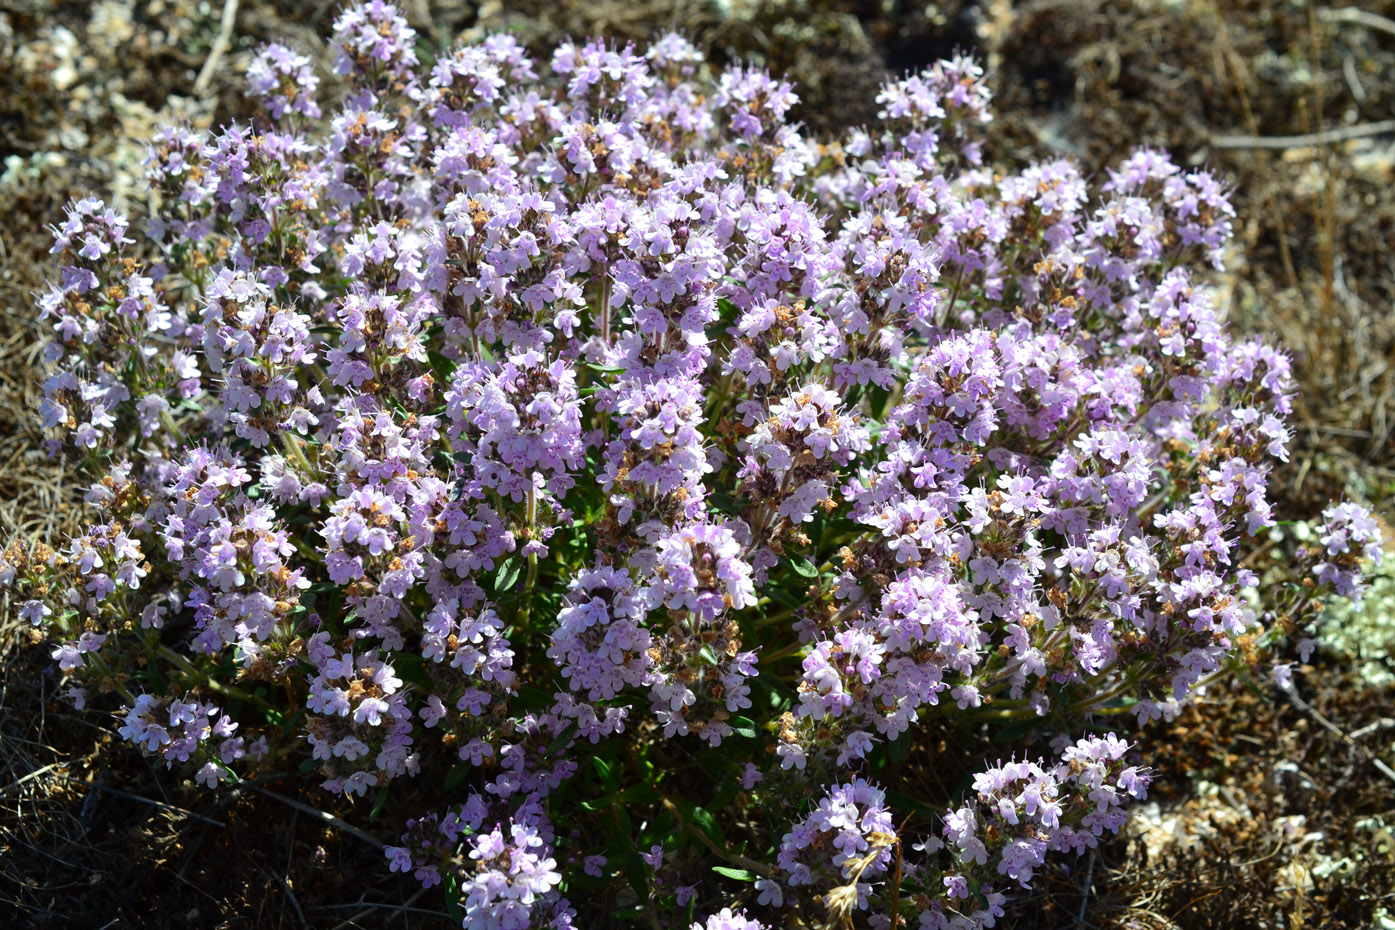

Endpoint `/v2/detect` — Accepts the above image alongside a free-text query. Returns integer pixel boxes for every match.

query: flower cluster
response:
[459,819,567,930]
[246,43,322,120]
[118,693,259,788]
[9,7,1380,930]
[1312,502,1384,598]
[304,635,418,796]
[776,778,895,895]
[694,910,767,930]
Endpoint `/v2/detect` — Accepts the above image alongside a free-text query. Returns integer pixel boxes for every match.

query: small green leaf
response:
[729,716,758,739]
[790,556,819,578]
[212,757,243,784]
[765,587,803,610]
[514,685,552,711]
[687,804,721,844]
[369,783,390,822]
[712,866,757,881]
[624,851,650,899]
[709,490,743,513]
[884,789,941,820]
[444,763,471,792]
[495,556,522,592]
[992,718,1044,745]
[445,874,464,922]
[427,349,455,378]
[546,722,579,756]
[618,783,661,804]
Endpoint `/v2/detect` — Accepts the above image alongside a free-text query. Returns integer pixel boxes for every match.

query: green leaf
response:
[884,789,941,820]
[514,685,552,711]
[755,670,798,707]
[708,490,743,513]
[729,716,758,740]
[580,782,662,812]
[495,556,522,592]
[618,783,661,804]
[1234,666,1270,702]
[686,803,721,845]
[444,763,472,792]
[212,757,243,784]
[424,348,451,379]
[392,651,432,690]
[369,783,390,822]
[765,587,804,610]
[790,556,819,578]
[623,851,650,900]
[992,718,1044,745]
[708,773,740,813]
[445,873,464,922]
[546,722,579,756]
[869,383,891,418]
[712,866,757,882]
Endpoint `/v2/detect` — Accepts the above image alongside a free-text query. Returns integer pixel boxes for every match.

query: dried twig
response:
[1319,5,1395,39]
[1285,684,1395,787]
[1350,717,1395,740]
[66,778,227,828]
[0,761,64,797]
[239,783,384,850]
[319,888,441,930]
[279,810,309,930]
[1211,119,1395,149]
[1343,53,1368,102]
[1074,850,1096,930]
[195,0,241,94]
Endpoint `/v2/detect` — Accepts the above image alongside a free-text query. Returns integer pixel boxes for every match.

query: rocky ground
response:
[3,1,1395,927]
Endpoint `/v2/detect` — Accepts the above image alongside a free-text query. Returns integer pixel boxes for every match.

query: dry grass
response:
[0,620,434,928]
[0,182,85,547]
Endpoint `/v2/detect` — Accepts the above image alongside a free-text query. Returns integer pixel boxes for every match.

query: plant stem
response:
[87,652,137,704]
[157,645,277,711]
[599,271,612,347]
[159,407,188,449]
[759,638,808,666]
[519,483,539,632]
[280,430,315,475]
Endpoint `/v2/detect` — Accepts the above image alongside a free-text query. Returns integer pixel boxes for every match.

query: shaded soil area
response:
[0,646,430,930]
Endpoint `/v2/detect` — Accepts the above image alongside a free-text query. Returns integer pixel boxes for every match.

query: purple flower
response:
[778,778,895,891]
[13,12,1378,929]
[246,42,322,119]
[693,909,767,930]
[461,819,563,930]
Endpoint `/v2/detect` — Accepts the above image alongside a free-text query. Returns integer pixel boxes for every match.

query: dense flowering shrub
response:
[3,4,1382,927]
